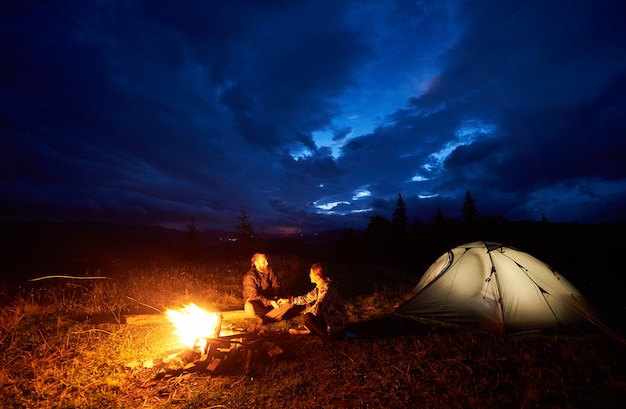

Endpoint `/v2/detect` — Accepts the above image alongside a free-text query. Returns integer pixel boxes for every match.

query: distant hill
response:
[0,221,217,280]
[2,219,625,288]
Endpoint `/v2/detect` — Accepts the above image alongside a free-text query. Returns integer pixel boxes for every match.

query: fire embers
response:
[159,303,250,379]
[157,303,285,379]
[154,335,245,380]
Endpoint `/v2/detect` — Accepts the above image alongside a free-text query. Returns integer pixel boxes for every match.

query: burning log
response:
[154,303,255,378]
[127,303,282,379]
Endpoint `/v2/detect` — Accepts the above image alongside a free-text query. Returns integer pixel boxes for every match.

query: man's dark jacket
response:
[242,267,281,307]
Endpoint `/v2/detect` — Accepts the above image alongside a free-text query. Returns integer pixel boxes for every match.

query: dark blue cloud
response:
[1,0,625,234]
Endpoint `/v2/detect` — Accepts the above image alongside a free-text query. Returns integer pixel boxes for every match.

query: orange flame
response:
[165,303,220,350]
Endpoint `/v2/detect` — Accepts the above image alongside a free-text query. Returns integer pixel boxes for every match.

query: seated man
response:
[243,253,293,325]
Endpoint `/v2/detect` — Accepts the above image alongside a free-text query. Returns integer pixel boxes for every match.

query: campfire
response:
[165,303,222,353]
[160,303,256,378]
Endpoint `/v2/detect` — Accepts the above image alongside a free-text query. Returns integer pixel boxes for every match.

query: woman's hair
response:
[310,262,332,282]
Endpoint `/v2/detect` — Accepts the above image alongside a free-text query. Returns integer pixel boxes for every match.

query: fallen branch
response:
[29,275,108,281]
[72,329,113,335]
[392,365,411,381]
[126,296,164,314]
[339,350,355,363]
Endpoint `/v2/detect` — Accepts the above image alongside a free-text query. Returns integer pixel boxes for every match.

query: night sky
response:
[2,0,626,235]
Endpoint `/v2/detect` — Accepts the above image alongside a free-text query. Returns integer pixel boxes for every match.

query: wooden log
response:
[124,314,169,326]
[125,310,249,326]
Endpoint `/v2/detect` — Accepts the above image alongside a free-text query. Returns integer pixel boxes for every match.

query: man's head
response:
[251,253,269,273]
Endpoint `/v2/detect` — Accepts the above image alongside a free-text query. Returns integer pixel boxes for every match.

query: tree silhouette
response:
[365,215,391,238]
[433,207,445,226]
[186,215,200,241]
[461,190,479,224]
[411,217,425,241]
[430,206,456,252]
[364,215,392,260]
[391,193,408,241]
[183,215,201,259]
[235,206,255,242]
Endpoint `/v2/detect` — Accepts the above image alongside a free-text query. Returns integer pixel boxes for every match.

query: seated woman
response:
[279,262,348,341]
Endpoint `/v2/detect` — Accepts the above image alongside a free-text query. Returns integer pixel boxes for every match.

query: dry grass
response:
[1,254,625,408]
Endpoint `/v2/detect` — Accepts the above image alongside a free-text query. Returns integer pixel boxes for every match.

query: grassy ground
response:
[1,253,625,408]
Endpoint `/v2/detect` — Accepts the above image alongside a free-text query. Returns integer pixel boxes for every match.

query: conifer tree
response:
[461,190,479,224]
[184,215,201,258]
[433,207,445,226]
[235,206,255,242]
[391,193,409,240]
[186,215,200,242]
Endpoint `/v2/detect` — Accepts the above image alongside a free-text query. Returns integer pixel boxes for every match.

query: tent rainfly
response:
[395,241,596,334]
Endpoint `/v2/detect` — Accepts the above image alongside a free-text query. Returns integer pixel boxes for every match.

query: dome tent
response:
[394,241,596,334]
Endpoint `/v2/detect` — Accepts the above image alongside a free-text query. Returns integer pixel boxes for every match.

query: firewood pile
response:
[126,309,284,379]
[153,330,252,379]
